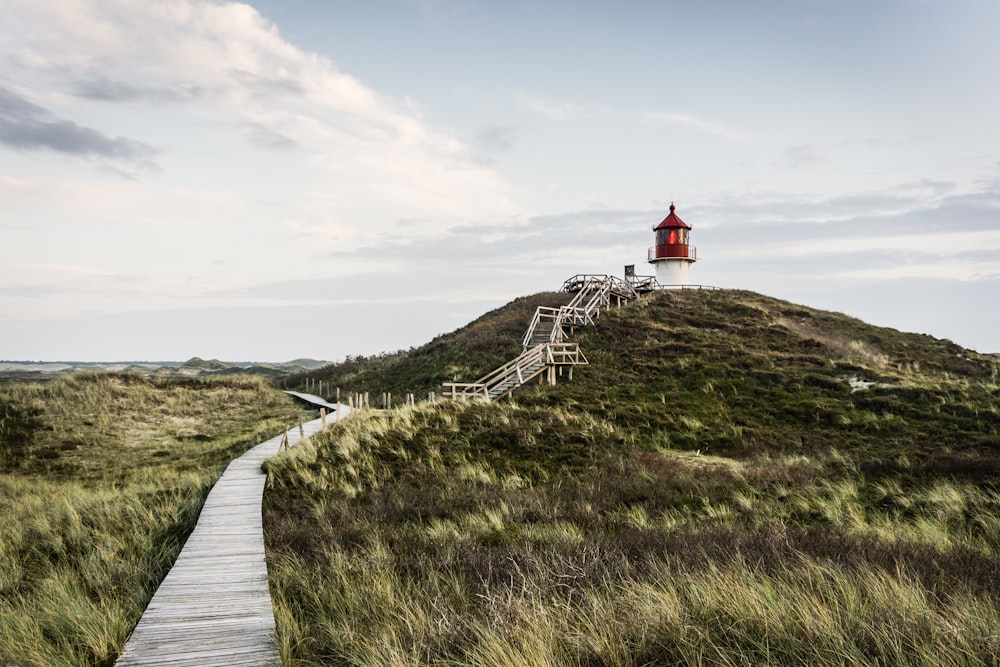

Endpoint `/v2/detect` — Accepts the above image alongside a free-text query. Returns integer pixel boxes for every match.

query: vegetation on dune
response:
[0,373,307,667]
[532,290,1000,465]
[264,289,1000,666]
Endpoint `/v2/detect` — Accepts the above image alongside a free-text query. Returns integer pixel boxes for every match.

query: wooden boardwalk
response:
[116,400,347,666]
[284,390,342,413]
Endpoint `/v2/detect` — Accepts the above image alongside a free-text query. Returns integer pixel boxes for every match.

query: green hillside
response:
[263,289,1000,665]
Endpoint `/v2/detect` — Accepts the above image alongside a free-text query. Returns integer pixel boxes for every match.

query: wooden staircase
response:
[444,342,588,401]
[444,275,639,401]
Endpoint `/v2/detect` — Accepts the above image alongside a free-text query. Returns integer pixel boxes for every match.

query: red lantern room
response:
[648,202,697,286]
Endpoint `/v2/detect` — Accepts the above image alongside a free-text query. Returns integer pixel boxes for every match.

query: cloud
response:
[0,85,156,162]
[513,94,755,146]
[311,179,1000,308]
[230,68,307,99]
[472,123,517,165]
[784,144,829,168]
[0,284,75,298]
[639,110,755,142]
[240,120,297,151]
[4,0,518,234]
[72,77,204,103]
[515,92,583,121]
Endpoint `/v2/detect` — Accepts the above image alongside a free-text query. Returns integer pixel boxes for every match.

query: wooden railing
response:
[522,274,639,351]
[521,306,567,348]
[443,342,588,401]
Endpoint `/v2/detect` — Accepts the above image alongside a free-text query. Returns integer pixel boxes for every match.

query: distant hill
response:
[181,357,233,371]
[0,357,333,382]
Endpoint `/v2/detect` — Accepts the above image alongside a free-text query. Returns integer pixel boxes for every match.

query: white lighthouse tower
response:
[648,202,696,287]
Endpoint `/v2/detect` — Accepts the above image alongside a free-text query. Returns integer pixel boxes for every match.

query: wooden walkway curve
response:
[116,396,347,666]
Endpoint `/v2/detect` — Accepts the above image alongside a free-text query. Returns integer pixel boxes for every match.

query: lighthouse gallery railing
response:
[648,245,697,261]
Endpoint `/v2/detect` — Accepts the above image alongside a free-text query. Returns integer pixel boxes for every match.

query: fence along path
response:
[116,396,346,666]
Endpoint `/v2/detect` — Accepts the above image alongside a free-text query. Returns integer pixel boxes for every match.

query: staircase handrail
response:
[561,274,610,292]
[521,306,565,349]
[443,342,587,400]
[473,343,549,390]
[546,342,589,365]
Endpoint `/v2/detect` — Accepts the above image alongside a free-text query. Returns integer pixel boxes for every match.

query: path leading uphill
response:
[116,396,347,666]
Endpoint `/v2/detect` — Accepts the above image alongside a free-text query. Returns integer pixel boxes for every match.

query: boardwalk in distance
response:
[116,397,345,666]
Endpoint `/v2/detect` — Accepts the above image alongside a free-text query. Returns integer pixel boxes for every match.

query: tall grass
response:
[264,399,1000,665]
[0,372,307,666]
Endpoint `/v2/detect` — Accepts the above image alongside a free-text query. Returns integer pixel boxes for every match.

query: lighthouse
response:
[648,202,697,286]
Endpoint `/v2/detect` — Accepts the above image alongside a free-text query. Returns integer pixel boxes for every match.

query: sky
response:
[1,0,999,362]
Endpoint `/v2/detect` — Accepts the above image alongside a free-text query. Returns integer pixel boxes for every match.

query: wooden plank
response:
[115,413,340,666]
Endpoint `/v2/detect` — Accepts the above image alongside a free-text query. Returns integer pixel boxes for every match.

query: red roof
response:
[653,203,691,230]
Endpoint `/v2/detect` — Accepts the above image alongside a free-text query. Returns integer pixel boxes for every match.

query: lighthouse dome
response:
[653,203,691,231]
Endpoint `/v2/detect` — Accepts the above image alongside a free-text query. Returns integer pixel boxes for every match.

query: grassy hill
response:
[264,288,1000,665]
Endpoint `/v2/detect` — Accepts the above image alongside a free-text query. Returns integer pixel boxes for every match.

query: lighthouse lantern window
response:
[657,228,688,246]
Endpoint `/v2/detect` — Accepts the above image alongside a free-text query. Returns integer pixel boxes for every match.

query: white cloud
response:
[514,92,584,121]
[783,144,829,168]
[4,0,520,239]
[639,110,756,142]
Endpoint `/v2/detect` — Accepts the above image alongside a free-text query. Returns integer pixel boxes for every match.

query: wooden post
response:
[387,392,391,409]
[299,415,304,440]
[281,428,289,451]
[365,392,370,410]
[320,407,327,429]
